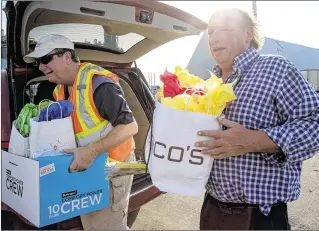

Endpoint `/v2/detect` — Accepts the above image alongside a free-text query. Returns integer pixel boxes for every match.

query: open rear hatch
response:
[9,0,207,67]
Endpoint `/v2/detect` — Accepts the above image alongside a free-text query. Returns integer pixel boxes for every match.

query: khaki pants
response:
[80,152,136,230]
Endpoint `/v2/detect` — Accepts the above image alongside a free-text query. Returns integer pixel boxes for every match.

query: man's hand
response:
[63,122,137,172]
[64,146,99,172]
[195,116,280,159]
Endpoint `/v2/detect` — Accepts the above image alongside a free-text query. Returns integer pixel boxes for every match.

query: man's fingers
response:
[201,147,225,156]
[64,148,75,154]
[217,116,240,128]
[77,162,88,172]
[195,139,224,148]
[198,130,223,138]
[213,153,231,159]
[201,148,232,159]
[76,166,86,172]
[69,160,78,172]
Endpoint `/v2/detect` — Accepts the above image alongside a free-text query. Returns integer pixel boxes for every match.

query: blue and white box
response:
[1,150,110,228]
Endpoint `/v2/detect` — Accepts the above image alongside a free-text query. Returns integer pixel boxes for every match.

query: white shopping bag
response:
[8,119,30,157]
[29,102,77,159]
[144,100,221,197]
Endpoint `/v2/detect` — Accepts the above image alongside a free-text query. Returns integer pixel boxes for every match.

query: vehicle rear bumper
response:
[128,184,162,213]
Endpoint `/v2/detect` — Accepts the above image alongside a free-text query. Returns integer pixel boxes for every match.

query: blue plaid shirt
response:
[206,47,319,215]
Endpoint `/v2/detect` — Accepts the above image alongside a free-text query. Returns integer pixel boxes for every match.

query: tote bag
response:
[29,102,77,159]
[144,99,221,197]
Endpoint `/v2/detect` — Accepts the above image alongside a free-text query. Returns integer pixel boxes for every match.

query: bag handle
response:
[46,102,63,121]
[145,110,155,174]
[26,148,31,159]
[38,99,52,113]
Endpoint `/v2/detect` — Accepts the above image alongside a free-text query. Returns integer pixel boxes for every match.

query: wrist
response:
[88,142,103,158]
[250,130,265,152]
[252,130,281,153]
[241,129,260,153]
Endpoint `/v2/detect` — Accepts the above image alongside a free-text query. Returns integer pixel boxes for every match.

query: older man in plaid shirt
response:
[196,8,319,230]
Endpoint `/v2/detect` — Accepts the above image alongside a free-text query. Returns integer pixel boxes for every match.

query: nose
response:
[39,63,46,71]
[209,31,220,43]
[209,33,220,46]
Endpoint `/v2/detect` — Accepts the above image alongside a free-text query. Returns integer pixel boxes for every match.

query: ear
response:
[246,27,253,44]
[64,51,73,65]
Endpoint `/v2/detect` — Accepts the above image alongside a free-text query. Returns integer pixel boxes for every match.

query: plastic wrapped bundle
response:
[16,100,52,137]
[38,100,74,122]
[104,157,147,179]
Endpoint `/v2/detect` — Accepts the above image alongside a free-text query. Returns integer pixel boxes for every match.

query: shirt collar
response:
[213,47,260,78]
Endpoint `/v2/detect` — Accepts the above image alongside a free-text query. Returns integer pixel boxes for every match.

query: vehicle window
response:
[29,23,145,53]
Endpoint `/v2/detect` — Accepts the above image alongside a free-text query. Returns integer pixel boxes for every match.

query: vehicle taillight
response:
[1,141,9,149]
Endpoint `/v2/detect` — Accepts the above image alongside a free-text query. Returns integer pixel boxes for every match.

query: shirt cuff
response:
[260,127,292,167]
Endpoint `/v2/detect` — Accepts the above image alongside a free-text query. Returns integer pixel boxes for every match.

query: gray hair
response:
[210,8,265,50]
[53,48,80,63]
[236,9,264,50]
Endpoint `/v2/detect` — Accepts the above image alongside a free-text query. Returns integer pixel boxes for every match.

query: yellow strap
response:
[75,120,108,139]
[75,63,92,130]
[53,86,59,100]
[84,69,112,125]
[76,63,112,128]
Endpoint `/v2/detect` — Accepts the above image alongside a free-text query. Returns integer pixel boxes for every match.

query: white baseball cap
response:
[23,34,75,63]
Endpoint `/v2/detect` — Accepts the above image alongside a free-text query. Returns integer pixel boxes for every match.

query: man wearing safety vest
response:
[23,34,138,230]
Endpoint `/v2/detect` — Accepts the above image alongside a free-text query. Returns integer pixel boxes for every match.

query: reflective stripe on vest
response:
[53,84,65,101]
[52,62,135,161]
[76,121,112,146]
[73,63,107,133]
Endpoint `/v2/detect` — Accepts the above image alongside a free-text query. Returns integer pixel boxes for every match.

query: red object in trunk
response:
[160,71,184,97]
[159,70,206,97]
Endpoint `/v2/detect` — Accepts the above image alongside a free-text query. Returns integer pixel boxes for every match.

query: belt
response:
[207,194,285,215]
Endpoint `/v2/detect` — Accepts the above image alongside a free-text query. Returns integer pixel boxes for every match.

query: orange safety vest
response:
[53,62,135,162]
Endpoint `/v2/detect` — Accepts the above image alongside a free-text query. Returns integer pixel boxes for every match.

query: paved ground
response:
[132,155,319,230]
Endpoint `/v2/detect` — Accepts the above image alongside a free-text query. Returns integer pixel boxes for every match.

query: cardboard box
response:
[2,150,110,228]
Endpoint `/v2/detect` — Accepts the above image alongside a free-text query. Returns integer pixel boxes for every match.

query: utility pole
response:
[252,1,257,19]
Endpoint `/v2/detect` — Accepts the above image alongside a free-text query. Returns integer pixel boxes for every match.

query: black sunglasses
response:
[36,51,66,65]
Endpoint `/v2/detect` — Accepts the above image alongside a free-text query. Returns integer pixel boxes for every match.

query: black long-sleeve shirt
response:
[64,76,135,126]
